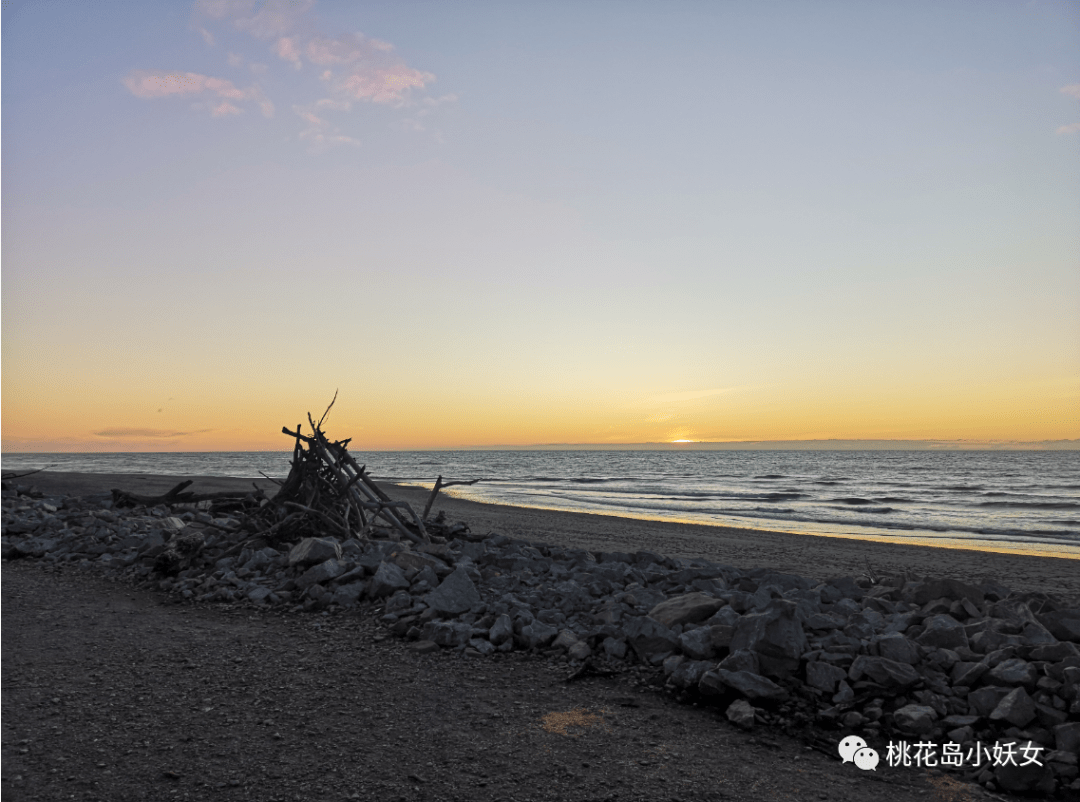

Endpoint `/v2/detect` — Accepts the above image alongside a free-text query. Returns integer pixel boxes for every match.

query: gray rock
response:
[331,582,365,606]
[986,657,1038,688]
[726,699,756,729]
[950,660,988,687]
[518,620,558,649]
[247,586,272,604]
[718,649,759,675]
[848,655,921,688]
[488,614,514,646]
[552,629,581,651]
[917,614,969,650]
[893,704,937,735]
[806,661,848,694]
[678,626,716,660]
[875,632,920,665]
[423,620,473,647]
[1038,609,1080,643]
[288,537,342,567]
[369,561,411,598]
[603,637,627,660]
[670,659,712,690]
[904,578,984,607]
[1054,722,1080,753]
[989,687,1037,727]
[648,592,725,628]
[568,641,591,661]
[426,566,481,616]
[968,686,1011,717]
[714,669,788,701]
[624,616,680,663]
[729,598,807,678]
[296,558,345,589]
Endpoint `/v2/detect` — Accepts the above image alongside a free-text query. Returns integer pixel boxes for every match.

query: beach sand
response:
[20,470,1080,604]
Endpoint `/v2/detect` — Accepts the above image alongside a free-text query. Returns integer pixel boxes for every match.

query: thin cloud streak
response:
[94,428,215,438]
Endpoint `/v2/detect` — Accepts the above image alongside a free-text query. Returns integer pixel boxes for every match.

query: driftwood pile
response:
[110,404,482,564]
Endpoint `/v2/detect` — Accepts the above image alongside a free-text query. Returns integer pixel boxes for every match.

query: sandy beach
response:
[20,470,1080,605]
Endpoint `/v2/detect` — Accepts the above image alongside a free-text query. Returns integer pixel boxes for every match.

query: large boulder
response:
[903,578,984,607]
[994,740,1056,795]
[288,537,342,567]
[648,592,725,628]
[1038,609,1080,643]
[704,669,788,701]
[806,661,848,694]
[425,566,481,617]
[729,599,807,678]
[893,704,937,735]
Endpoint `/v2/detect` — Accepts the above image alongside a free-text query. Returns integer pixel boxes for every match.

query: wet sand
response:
[16,470,1080,604]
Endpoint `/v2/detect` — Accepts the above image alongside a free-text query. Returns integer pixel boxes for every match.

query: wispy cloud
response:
[123,70,274,117]
[94,427,214,438]
[1058,122,1080,135]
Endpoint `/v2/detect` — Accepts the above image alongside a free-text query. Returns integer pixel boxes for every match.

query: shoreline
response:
[13,470,1080,603]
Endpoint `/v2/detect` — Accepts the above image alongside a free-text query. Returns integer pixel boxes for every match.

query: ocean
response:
[3,450,1078,559]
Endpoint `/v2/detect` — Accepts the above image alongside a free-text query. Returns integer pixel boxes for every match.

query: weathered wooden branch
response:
[110,481,267,509]
[422,475,484,520]
[1,465,57,481]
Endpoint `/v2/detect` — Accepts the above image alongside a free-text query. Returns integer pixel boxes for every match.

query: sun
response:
[671,439,695,443]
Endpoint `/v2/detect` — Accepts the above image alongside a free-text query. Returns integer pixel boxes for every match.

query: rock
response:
[518,621,558,649]
[426,566,481,617]
[603,637,627,660]
[726,699,756,729]
[296,558,345,589]
[1038,609,1080,643]
[718,649,759,675]
[968,686,1011,717]
[648,592,725,628]
[875,632,920,665]
[488,614,514,646]
[917,614,968,650]
[552,630,581,651]
[1055,722,1080,754]
[331,582,365,606]
[986,658,1038,689]
[247,587,272,604]
[368,561,411,599]
[713,669,788,701]
[288,537,342,568]
[623,616,680,664]
[994,740,1056,794]
[568,641,591,661]
[806,661,848,694]
[678,626,716,660]
[904,578,984,607]
[989,687,1037,728]
[950,660,988,687]
[422,621,473,647]
[847,655,921,688]
[670,660,712,690]
[409,640,439,654]
[893,704,938,735]
[729,599,807,678]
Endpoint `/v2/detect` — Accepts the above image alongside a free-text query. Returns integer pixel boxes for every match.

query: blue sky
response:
[3,0,1078,450]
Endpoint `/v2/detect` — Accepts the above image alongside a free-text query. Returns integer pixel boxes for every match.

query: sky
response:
[2,0,1078,451]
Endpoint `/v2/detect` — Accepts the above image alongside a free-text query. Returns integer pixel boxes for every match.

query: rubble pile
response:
[3,421,1078,798]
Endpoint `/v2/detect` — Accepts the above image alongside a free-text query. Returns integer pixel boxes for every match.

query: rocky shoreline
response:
[3,479,1079,798]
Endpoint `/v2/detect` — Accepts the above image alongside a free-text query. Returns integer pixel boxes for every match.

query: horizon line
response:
[3,437,1079,454]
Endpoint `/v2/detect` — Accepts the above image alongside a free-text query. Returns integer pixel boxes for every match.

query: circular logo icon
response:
[853,747,879,771]
[838,735,867,763]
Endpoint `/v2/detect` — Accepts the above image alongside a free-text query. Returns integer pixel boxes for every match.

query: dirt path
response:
[1,560,979,802]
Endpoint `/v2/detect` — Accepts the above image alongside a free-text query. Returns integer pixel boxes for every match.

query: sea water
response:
[3,450,1078,558]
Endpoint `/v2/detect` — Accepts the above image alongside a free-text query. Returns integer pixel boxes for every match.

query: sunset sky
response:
[3,0,1078,451]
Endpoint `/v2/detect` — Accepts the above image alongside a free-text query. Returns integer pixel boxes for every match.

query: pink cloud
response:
[293,104,360,150]
[1057,122,1080,135]
[124,69,272,118]
[276,36,303,69]
[338,66,433,104]
[1061,84,1080,100]
[198,0,313,39]
[124,70,246,99]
